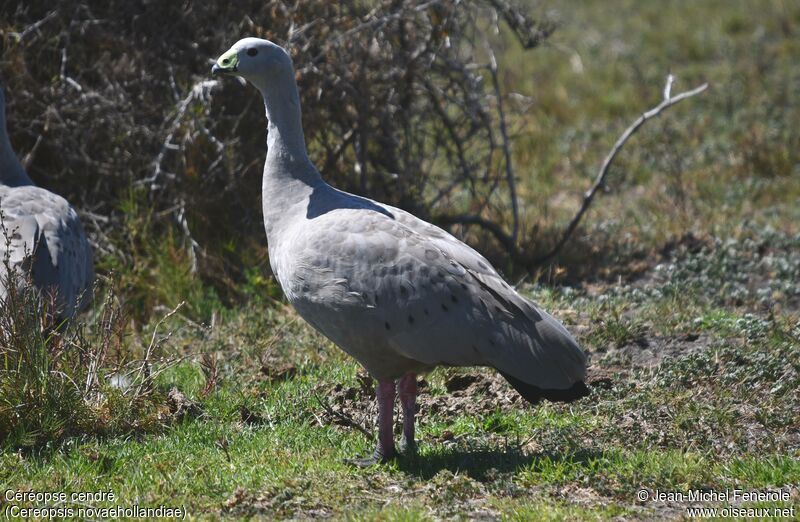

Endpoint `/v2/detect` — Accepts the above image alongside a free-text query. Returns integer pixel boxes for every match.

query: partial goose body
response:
[213,38,588,463]
[272,185,586,391]
[0,87,94,318]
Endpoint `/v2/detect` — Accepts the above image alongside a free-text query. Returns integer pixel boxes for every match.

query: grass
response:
[0,269,180,449]
[2,0,800,519]
[487,0,800,279]
[3,233,798,518]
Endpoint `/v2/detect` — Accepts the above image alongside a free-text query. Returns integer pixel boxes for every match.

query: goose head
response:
[212,38,293,91]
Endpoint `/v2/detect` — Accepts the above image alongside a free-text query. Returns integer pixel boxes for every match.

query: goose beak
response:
[212,49,239,75]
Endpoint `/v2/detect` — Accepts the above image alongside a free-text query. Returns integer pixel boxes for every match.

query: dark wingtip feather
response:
[500,371,590,405]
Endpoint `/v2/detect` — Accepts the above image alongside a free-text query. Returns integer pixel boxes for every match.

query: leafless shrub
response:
[1,0,554,307]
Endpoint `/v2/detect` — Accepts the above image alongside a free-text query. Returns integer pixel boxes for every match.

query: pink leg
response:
[347,379,396,467]
[375,379,396,460]
[397,373,417,453]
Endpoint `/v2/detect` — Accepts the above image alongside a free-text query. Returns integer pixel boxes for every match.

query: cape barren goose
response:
[0,87,94,318]
[213,38,589,464]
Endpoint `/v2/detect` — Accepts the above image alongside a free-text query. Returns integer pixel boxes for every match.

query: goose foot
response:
[398,436,417,456]
[345,448,394,468]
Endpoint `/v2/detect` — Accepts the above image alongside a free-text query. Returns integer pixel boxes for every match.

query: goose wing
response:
[276,195,587,391]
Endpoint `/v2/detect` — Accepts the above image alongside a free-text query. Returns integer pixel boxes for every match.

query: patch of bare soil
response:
[222,469,503,519]
[313,370,535,440]
[223,486,334,519]
[315,352,695,438]
[311,330,730,450]
[239,405,268,426]
[315,371,556,441]
[165,387,204,421]
[580,330,716,392]
[259,352,299,382]
[597,333,712,369]
[314,373,378,437]
[576,232,708,290]
[424,373,526,417]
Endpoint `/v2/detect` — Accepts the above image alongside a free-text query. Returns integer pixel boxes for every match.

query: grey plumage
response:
[215,37,589,461]
[278,197,588,392]
[215,38,588,398]
[0,87,94,317]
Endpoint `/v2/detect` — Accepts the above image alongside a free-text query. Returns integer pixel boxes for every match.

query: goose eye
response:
[246,48,258,57]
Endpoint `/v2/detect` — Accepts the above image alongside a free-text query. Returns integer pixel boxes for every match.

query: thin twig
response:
[485,0,556,49]
[11,10,59,42]
[535,75,708,264]
[436,213,516,253]
[309,0,442,62]
[141,79,221,190]
[485,44,519,244]
[176,199,199,274]
[313,392,374,441]
[134,300,185,397]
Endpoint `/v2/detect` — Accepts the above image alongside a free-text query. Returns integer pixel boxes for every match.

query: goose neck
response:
[258,75,310,165]
[0,115,33,187]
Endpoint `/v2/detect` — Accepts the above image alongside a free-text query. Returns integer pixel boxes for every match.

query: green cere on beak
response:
[213,49,239,74]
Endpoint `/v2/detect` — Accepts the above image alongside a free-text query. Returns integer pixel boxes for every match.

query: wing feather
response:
[0,186,94,316]
[274,200,587,389]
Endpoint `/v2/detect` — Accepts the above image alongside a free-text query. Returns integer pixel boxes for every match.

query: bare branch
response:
[141,79,222,191]
[535,75,708,265]
[10,10,59,42]
[134,300,185,397]
[314,392,374,441]
[663,74,675,99]
[485,0,556,49]
[176,199,200,274]
[436,213,516,253]
[486,44,520,245]
[309,0,443,63]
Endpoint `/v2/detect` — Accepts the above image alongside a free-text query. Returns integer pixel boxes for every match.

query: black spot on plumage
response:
[400,286,408,297]
[450,294,458,303]
[424,308,429,315]
[385,322,391,330]
[408,315,414,324]
[441,303,449,312]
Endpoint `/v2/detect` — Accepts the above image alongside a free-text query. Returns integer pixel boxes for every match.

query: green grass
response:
[3,245,798,518]
[2,0,800,519]
[490,0,800,277]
